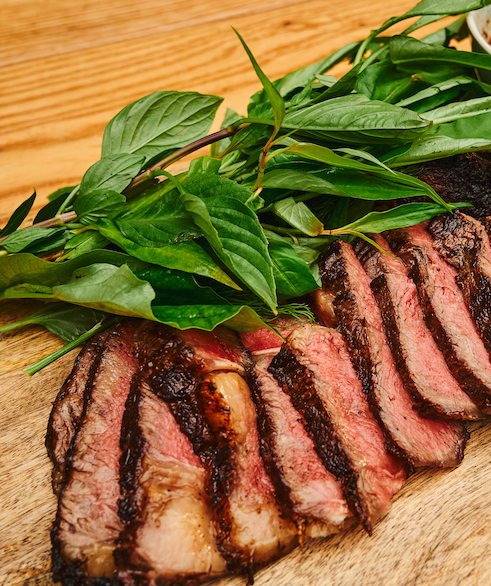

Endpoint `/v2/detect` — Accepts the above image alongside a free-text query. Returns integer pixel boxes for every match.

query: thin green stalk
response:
[26,319,118,375]
[55,184,79,216]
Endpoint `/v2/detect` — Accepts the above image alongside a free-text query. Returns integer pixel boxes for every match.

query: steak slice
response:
[387,224,491,415]
[316,241,468,467]
[429,212,491,355]
[46,331,107,494]
[355,236,481,420]
[417,153,491,218]
[200,371,296,569]
[116,374,226,583]
[242,325,351,539]
[140,326,295,577]
[52,322,139,584]
[269,324,406,533]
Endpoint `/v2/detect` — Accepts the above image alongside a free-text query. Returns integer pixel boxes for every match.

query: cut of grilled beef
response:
[46,332,107,494]
[429,212,491,355]
[52,322,139,584]
[242,325,351,539]
[386,224,491,415]
[316,241,468,467]
[354,235,481,420]
[417,153,491,218]
[269,324,406,533]
[117,374,226,584]
[138,326,295,577]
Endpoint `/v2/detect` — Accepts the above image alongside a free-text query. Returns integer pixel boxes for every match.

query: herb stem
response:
[56,185,79,217]
[26,318,118,376]
[128,126,241,191]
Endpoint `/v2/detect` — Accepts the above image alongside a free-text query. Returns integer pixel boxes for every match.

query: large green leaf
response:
[74,189,126,225]
[80,154,145,194]
[101,90,223,162]
[331,202,469,234]
[180,192,277,310]
[152,304,265,331]
[1,263,157,320]
[278,95,430,141]
[390,36,491,72]
[0,250,145,292]
[98,220,239,289]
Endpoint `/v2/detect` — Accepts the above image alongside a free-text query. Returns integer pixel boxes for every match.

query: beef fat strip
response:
[269,324,406,533]
[138,327,295,577]
[429,212,491,355]
[355,235,480,420]
[46,331,107,494]
[242,323,351,539]
[117,365,226,583]
[316,241,468,467]
[52,322,139,583]
[387,224,491,415]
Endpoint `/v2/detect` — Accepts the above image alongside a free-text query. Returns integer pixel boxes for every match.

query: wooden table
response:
[0,1,490,584]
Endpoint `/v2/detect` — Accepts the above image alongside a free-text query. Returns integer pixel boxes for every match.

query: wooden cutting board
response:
[0,1,490,584]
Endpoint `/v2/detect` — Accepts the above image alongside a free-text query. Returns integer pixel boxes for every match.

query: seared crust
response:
[417,153,491,218]
[268,345,370,532]
[429,212,491,355]
[387,229,491,414]
[45,332,107,494]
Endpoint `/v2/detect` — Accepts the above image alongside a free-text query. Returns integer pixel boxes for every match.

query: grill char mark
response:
[387,226,491,415]
[46,332,107,494]
[51,322,138,586]
[429,212,491,355]
[355,236,481,421]
[270,343,373,533]
[317,241,468,468]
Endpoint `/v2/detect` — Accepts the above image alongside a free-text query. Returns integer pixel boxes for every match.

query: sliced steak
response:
[417,153,491,218]
[116,374,226,583]
[242,326,351,539]
[429,212,491,355]
[355,236,480,420]
[46,331,107,494]
[52,322,139,584]
[269,324,406,533]
[386,224,491,415]
[141,327,295,577]
[316,241,468,467]
[201,371,296,570]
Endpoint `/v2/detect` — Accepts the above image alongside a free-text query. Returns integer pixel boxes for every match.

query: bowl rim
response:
[467,6,491,55]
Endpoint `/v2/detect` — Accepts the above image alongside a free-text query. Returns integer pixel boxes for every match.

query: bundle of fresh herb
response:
[1,0,490,373]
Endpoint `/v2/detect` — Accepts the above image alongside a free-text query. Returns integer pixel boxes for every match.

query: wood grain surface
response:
[0,1,489,585]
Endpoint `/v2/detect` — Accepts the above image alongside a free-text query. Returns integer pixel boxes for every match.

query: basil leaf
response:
[280,94,430,141]
[63,231,109,260]
[98,220,240,289]
[184,171,253,203]
[384,112,491,166]
[267,234,320,298]
[235,30,285,135]
[152,304,265,331]
[80,154,145,194]
[396,76,476,108]
[404,0,489,18]
[1,226,64,253]
[180,192,277,311]
[0,250,146,291]
[102,90,223,162]
[0,302,108,341]
[422,95,491,125]
[272,197,323,236]
[333,202,469,234]
[0,192,36,237]
[74,189,126,224]
[390,36,491,72]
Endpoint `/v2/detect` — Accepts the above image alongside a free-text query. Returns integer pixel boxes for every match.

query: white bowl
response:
[467,5,491,55]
